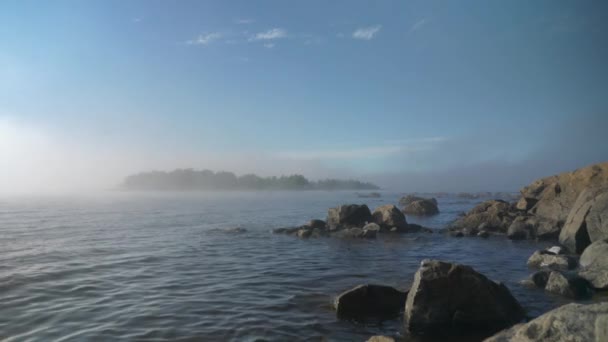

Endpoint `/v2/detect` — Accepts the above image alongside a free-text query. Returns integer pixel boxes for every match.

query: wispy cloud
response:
[352,25,381,40]
[263,43,275,49]
[235,18,254,25]
[409,18,428,32]
[249,28,288,41]
[186,32,223,46]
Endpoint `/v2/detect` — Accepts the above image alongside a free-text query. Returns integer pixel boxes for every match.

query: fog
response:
[1,112,606,195]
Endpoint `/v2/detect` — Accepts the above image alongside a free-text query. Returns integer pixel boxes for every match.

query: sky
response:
[1,0,607,193]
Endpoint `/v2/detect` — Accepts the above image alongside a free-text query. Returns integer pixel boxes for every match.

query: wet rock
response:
[272,226,300,234]
[307,219,327,230]
[544,271,593,299]
[402,199,439,216]
[405,223,434,234]
[578,239,608,289]
[335,284,408,318]
[531,270,551,288]
[477,230,490,238]
[362,223,380,239]
[507,217,534,240]
[327,204,372,230]
[450,200,517,233]
[484,302,608,342]
[404,260,524,336]
[527,250,577,270]
[372,205,408,230]
[297,228,312,238]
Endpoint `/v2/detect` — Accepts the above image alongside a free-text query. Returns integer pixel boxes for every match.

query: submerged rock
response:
[404,260,524,336]
[327,204,372,230]
[484,302,608,342]
[578,239,608,289]
[334,284,408,318]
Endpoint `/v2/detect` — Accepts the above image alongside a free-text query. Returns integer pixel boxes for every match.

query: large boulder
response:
[327,204,372,230]
[578,239,608,289]
[484,302,608,342]
[520,162,608,226]
[334,284,408,318]
[559,188,602,253]
[399,195,438,206]
[586,191,608,243]
[402,199,439,216]
[450,200,518,232]
[404,260,524,336]
[372,205,408,230]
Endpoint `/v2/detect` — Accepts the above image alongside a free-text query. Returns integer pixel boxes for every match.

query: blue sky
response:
[1,1,607,192]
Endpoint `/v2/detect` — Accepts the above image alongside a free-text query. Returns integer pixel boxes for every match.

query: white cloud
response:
[249,28,287,41]
[263,43,275,49]
[409,18,428,32]
[187,32,223,45]
[352,25,381,40]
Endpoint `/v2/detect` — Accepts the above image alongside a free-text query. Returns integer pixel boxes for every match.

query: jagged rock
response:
[399,195,438,206]
[515,197,537,211]
[334,284,408,318]
[559,188,601,253]
[578,239,608,289]
[404,260,524,336]
[403,199,439,216]
[507,217,535,240]
[362,223,380,239]
[484,302,608,342]
[527,250,577,270]
[372,205,408,230]
[521,162,608,227]
[586,191,608,243]
[544,271,593,299]
[450,200,517,233]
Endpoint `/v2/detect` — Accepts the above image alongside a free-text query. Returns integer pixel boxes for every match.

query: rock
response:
[544,271,593,299]
[297,228,312,238]
[362,223,380,239]
[334,284,408,318]
[578,239,608,289]
[402,199,439,216]
[559,188,599,253]
[308,219,327,230]
[586,191,608,243]
[462,227,479,236]
[507,217,534,240]
[310,228,328,238]
[546,246,564,255]
[524,216,560,240]
[451,231,464,238]
[404,260,525,335]
[327,204,372,230]
[526,250,577,270]
[521,162,608,227]
[484,302,608,342]
[399,195,438,206]
[515,197,537,211]
[366,336,395,342]
[477,230,490,238]
[530,270,551,288]
[450,200,517,233]
[372,205,408,230]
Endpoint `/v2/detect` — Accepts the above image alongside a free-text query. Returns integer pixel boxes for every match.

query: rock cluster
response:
[399,195,439,216]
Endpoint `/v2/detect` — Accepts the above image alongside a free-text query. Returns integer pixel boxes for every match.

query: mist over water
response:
[0,191,583,341]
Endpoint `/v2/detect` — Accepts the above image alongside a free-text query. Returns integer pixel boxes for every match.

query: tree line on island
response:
[122,169,380,191]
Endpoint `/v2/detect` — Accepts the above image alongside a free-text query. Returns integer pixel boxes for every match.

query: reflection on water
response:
[0,192,585,341]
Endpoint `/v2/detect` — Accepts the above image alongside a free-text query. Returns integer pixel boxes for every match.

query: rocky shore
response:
[272,162,608,341]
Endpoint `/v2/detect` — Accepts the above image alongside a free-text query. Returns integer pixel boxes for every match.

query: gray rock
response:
[399,195,438,206]
[507,217,534,240]
[372,205,408,230]
[484,302,608,342]
[308,219,327,230]
[335,284,407,318]
[586,191,608,243]
[450,200,517,233]
[526,250,577,270]
[327,204,372,230]
[272,226,300,234]
[477,230,490,238]
[578,239,608,289]
[297,228,312,238]
[515,197,537,211]
[559,188,598,253]
[404,260,524,335]
[544,271,593,299]
[530,270,551,288]
[366,336,395,342]
[402,199,439,216]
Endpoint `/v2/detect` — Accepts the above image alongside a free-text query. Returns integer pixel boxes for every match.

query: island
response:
[121,169,380,191]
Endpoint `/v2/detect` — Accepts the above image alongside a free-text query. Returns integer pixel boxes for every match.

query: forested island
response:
[122,169,380,191]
